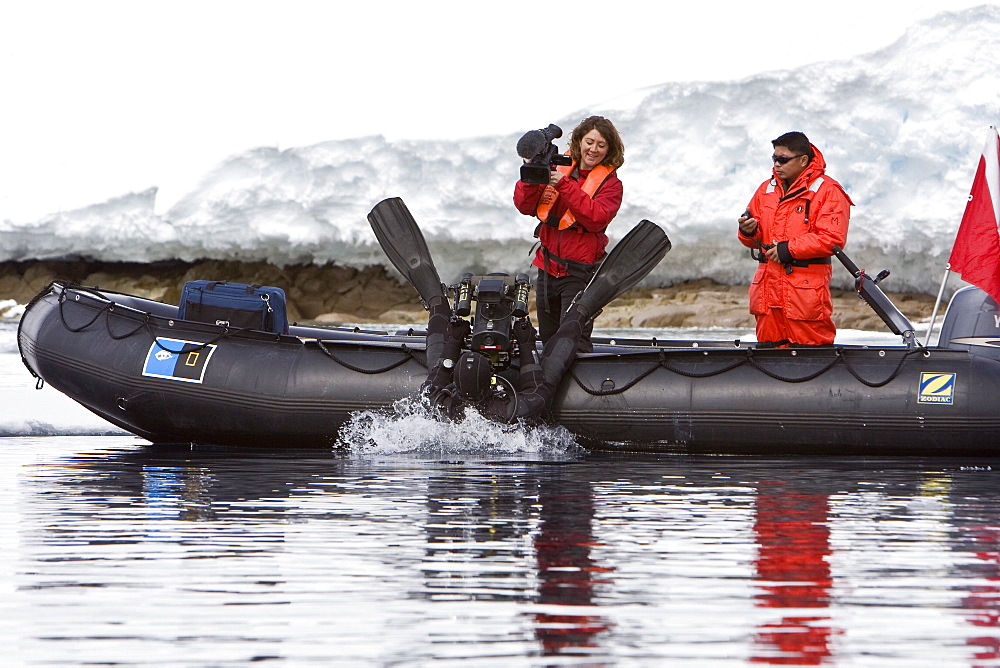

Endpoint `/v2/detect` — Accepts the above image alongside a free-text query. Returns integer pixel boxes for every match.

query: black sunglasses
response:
[772,154,805,165]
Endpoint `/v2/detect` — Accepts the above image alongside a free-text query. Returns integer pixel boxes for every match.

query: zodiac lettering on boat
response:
[142,337,218,384]
[917,372,956,405]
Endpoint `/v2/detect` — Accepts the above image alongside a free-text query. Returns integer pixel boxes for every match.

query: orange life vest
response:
[535,162,615,230]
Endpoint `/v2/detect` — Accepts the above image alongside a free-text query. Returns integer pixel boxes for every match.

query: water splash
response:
[337,395,584,461]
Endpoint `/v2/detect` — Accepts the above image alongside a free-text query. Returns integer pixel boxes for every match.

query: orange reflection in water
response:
[964,525,1000,662]
[750,483,841,665]
[532,481,612,657]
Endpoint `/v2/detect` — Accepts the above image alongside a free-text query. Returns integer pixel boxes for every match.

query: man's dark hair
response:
[772,131,815,161]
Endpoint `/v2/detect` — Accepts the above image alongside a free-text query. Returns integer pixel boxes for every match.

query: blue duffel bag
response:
[178,280,289,334]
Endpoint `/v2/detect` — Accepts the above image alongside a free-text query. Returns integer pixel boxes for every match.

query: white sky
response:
[0,0,992,223]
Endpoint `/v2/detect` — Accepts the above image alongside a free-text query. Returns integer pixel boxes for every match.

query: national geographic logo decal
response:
[142,337,217,384]
[918,372,956,405]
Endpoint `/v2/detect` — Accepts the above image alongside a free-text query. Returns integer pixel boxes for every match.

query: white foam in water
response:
[338,395,584,460]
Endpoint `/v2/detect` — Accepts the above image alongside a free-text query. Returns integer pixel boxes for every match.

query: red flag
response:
[949,126,1000,304]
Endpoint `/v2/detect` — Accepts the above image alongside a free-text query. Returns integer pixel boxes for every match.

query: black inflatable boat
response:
[16,198,1000,454]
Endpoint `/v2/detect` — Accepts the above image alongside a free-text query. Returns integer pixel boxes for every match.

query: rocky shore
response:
[0,259,938,330]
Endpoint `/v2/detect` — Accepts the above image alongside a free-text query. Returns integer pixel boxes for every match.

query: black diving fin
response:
[367,197,447,307]
[570,219,671,318]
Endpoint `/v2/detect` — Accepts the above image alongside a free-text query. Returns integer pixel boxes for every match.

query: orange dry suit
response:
[738,144,853,346]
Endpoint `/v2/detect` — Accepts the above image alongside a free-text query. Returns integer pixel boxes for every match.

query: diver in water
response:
[367,194,670,426]
[420,294,595,423]
[419,218,669,423]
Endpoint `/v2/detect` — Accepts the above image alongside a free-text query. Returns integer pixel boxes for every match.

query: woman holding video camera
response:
[513,115,624,352]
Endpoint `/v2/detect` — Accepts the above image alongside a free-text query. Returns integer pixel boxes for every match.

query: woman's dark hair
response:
[570,116,625,169]
[772,131,815,161]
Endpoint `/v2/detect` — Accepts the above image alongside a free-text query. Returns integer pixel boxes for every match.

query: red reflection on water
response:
[964,525,1000,661]
[532,484,612,656]
[750,483,840,665]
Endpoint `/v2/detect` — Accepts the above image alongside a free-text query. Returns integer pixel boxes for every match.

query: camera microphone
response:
[517,123,569,184]
[516,124,563,160]
[516,130,547,160]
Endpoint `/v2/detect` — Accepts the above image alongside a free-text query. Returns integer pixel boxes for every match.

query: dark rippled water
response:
[4,435,1000,666]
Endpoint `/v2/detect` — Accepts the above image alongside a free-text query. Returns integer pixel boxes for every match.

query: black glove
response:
[513,319,537,346]
[439,318,470,363]
[450,318,471,341]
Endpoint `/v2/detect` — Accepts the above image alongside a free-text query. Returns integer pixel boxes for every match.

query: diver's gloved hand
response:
[514,319,540,369]
[440,317,470,362]
[422,353,456,396]
[450,318,471,341]
[512,319,537,347]
[420,383,463,421]
[434,385,465,421]
[419,380,439,399]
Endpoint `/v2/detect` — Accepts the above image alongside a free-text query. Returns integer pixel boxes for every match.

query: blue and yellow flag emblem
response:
[142,337,217,384]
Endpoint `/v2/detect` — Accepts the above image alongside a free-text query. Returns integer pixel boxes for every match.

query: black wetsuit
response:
[421,298,588,423]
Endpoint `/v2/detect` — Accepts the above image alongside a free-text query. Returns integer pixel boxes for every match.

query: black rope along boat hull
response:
[17,281,1000,454]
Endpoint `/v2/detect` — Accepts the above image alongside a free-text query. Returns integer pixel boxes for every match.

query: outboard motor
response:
[938,286,1000,360]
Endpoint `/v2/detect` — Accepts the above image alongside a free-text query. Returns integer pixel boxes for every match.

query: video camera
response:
[451,272,531,370]
[516,123,572,185]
